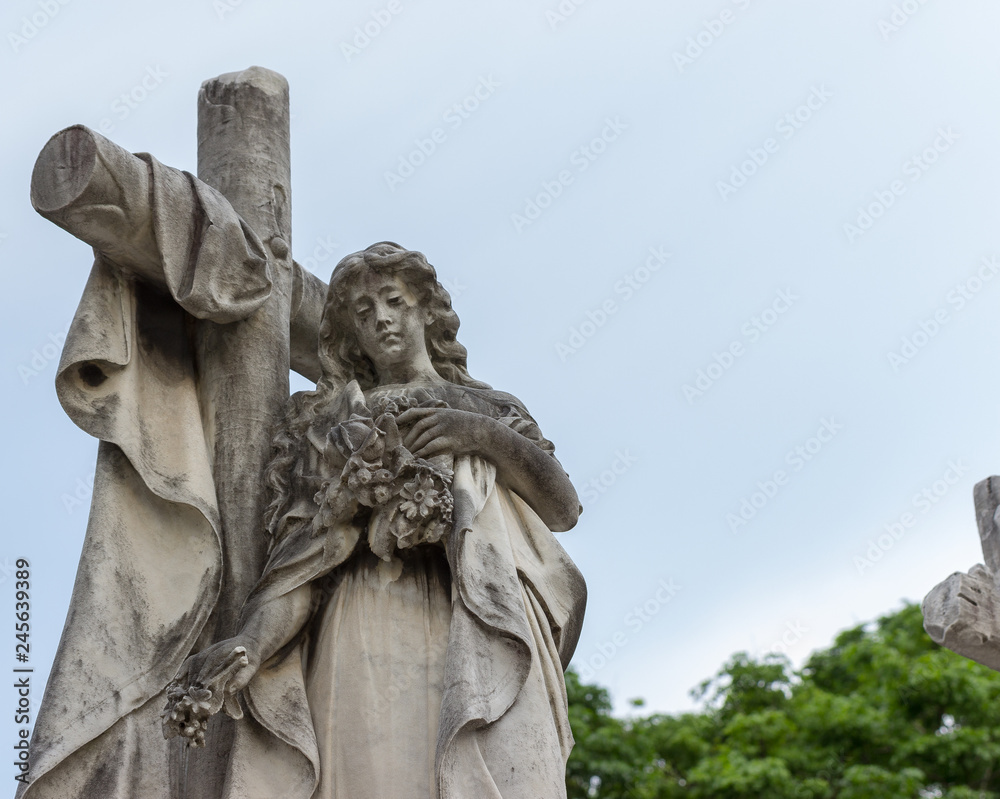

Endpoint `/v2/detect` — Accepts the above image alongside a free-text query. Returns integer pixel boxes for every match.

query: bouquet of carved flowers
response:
[313,397,454,560]
[162,647,248,747]
[163,395,456,746]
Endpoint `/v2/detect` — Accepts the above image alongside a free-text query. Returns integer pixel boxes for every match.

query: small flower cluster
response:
[344,451,396,507]
[162,681,213,747]
[400,465,454,523]
[390,460,455,550]
[339,426,454,556]
[317,398,455,558]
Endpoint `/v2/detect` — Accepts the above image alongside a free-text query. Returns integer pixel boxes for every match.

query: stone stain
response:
[134,279,192,384]
[78,362,107,387]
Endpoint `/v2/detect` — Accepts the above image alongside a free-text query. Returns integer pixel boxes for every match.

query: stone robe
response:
[19,154,584,799]
[233,381,586,798]
[17,153,321,799]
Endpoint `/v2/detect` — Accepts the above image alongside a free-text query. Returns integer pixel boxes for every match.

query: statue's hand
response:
[162,638,260,747]
[397,407,488,459]
[182,636,261,703]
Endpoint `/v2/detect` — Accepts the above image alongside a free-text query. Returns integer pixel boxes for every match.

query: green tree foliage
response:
[567,604,1000,798]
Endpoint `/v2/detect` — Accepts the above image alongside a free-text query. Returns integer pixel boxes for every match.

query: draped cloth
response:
[234,382,587,799]
[18,154,272,799]
[19,149,585,798]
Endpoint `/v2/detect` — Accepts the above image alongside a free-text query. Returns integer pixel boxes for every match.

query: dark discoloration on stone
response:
[134,280,189,382]
[78,363,106,387]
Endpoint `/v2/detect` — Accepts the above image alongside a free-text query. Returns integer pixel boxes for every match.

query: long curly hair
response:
[317,241,486,393]
[262,242,487,550]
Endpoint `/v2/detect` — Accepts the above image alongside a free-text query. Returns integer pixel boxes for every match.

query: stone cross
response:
[28,66,327,797]
[24,65,587,799]
[923,477,1000,671]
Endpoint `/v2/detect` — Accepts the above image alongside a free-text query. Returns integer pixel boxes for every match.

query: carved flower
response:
[188,686,213,712]
[345,457,379,496]
[355,423,387,465]
[400,474,444,521]
[328,417,378,462]
[371,394,420,418]
[323,403,457,554]
[162,682,213,748]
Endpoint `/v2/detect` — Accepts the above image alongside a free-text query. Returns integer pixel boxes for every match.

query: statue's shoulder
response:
[446,385,530,415]
[450,385,556,455]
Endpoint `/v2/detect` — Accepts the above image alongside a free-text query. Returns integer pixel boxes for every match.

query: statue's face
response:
[349,270,430,376]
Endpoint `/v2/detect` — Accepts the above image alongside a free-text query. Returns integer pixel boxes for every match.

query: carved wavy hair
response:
[262,242,487,549]
[316,241,487,393]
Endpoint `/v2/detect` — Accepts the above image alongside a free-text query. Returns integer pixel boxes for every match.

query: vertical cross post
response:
[195,65,293,639]
[183,66,294,796]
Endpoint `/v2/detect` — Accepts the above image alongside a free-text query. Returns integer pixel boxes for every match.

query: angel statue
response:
[163,242,587,798]
[21,69,585,799]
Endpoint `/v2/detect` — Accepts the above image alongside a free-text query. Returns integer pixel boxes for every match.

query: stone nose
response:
[375,307,394,329]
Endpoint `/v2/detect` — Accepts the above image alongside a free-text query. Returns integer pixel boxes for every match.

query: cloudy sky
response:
[4,0,1000,725]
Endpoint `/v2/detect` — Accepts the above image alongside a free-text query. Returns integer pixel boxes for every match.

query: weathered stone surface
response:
[923,477,1000,672]
[923,565,1000,670]
[159,243,586,798]
[22,68,585,799]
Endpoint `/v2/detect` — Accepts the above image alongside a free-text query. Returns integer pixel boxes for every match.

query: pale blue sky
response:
[4,0,1000,721]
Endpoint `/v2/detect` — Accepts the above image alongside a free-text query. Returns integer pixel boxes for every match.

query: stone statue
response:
[20,67,585,799]
[923,478,1000,673]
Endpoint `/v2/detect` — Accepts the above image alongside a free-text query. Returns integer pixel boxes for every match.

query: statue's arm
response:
[177,582,312,700]
[32,126,172,287]
[478,417,581,531]
[289,261,327,383]
[33,125,331,379]
[32,125,276,325]
[236,582,314,677]
[398,407,581,532]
